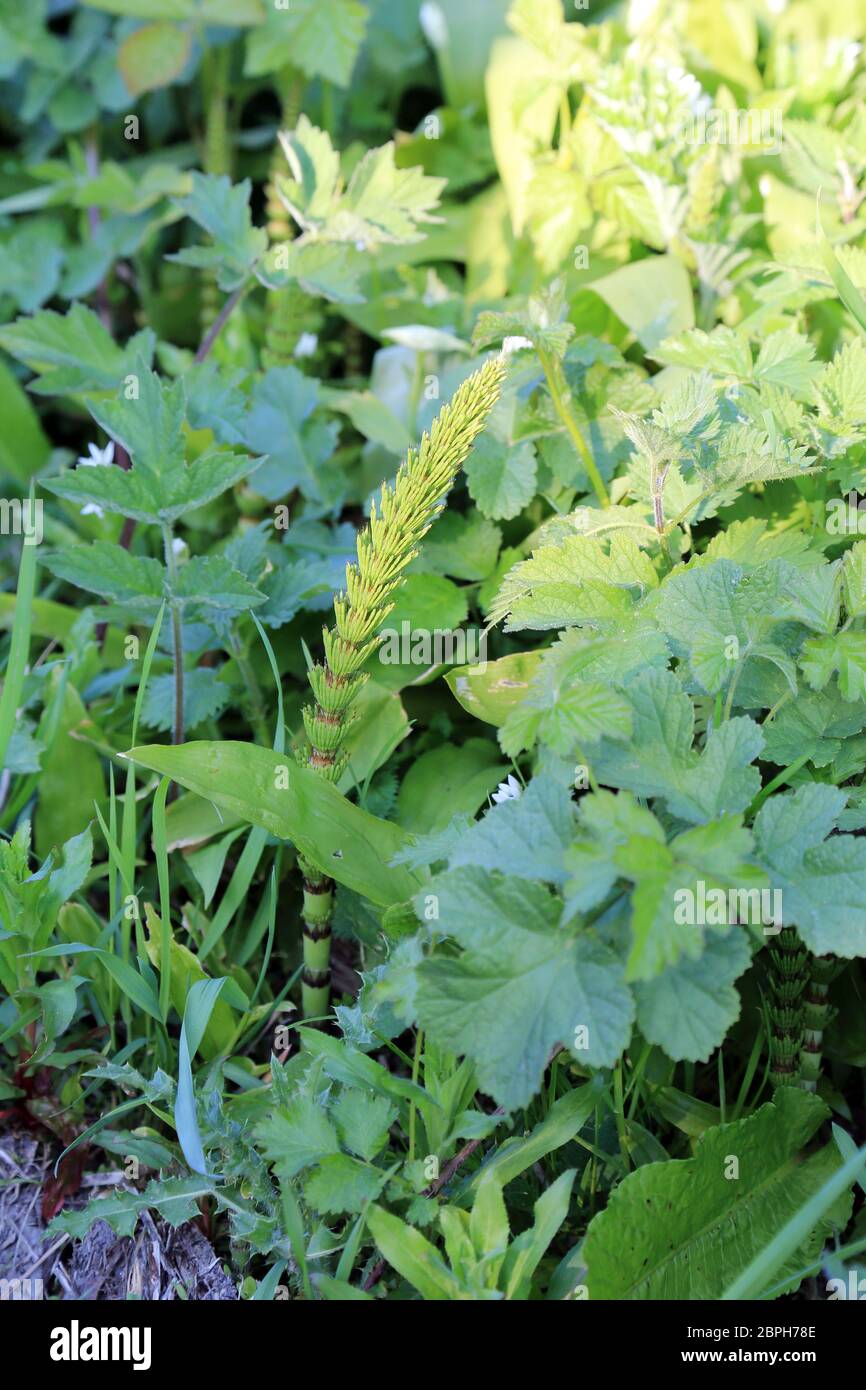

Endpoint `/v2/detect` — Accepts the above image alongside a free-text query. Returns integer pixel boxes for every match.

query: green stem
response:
[766,928,808,1088]
[162,526,185,746]
[746,753,810,822]
[800,955,835,1093]
[537,346,609,507]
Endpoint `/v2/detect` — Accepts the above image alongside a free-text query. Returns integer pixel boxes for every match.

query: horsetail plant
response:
[298,355,508,1017]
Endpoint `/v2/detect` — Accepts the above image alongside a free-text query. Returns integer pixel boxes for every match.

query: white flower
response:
[294,332,318,359]
[502,335,532,355]
[77,441,114,469]
[76,440,114,518]
[171,537,188,561]
[419,1,448,51]
[492,774,521,804]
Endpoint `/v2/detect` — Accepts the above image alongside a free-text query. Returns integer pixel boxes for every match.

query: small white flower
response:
[171,537,188,561]
[77,441,114,469]
[294,332,318,359]
[492,774,521,804]
[502,335,532,355]
[76,440,113,518]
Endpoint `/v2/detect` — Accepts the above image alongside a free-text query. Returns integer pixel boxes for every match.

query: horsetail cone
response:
[299,355,508,1019]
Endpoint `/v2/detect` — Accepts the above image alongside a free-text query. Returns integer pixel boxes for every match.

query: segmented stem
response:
[800,954,836,1092]
[298,356,508,1016]
[766,928,808,1088]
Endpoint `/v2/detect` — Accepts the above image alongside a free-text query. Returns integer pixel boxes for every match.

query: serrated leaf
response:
[634,930,751,1061]
[447,774,575,885]
[592,669,764,824]
[415,867,633,1110]
[170,173,268,290]
[465,434,537,520]
[0,302,155,395]
[245,0,368,86]
[753,783,866,957]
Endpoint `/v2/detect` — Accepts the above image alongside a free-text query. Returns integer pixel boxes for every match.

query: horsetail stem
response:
[298,355,508,1018]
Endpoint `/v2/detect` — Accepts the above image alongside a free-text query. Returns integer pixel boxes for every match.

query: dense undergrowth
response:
[3,0,866,1302]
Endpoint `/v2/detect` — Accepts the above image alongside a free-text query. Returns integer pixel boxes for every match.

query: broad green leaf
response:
[593,669,764,824]
[583,1089,849,1300]
[256,1095,341,1179]
[304,1154,387,1215]
[116,21,191,95]
[245,0,368,86]
[395,740,506,835]
[634,930,752,1062]
[41,542,164,610]
[48,1177,215,1240]
[489,531,658,632]
[465,434,537,520]
[126,741,422,907]
[753,784,866,957]
[589,255,694,353]
[275,117,445,247]
[415,867,633,1109]
[446,650,542,725]
[0,358,50,481]
[447,774,575,885]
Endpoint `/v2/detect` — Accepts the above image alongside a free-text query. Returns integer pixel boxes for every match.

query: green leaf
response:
[245,0,368,86]
[333,1089,396,1162]
[275,117,445,248]
[593,669,764,824]
[43,367,260,524]
[654,559,798,697]
[240,365,339,506]
[367,1205,462,1300]
[583,1089,849,1300]
[83,0,264,20]
[490,530,658,632]
[589,255,694,353]
[48,1177,214,1240]
[0,302,155,396]
[447,774,575,885]
[753,783,866,957]
[126,741,422,907]
[173,555,266,615]
[41,542,164,610]
[465,433,536,520]
[415,867,633,1109]
[395,740,506,835]
[304,1154,387,1215]
[634,931,752,1062]
[255,1095,341,1179]
[0,358,50,483]
[116,21,191,96]
[170,173,268,290]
